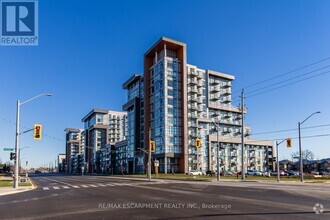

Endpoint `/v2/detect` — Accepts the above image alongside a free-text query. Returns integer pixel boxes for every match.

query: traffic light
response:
[34,124,42,140]
[150,140,155,153]
[196,138,201,148]
[286,138,292,148]
[10,152,16,160]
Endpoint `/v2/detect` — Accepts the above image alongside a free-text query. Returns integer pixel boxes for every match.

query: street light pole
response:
[298,111,320,183]
[13,93,52,188]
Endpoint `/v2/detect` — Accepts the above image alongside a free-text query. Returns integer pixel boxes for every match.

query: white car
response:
[189,171,202,175]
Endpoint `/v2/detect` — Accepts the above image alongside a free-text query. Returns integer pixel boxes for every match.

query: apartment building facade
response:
[64,128,83,173]
[81,109,127,174]
[123,37,274,174]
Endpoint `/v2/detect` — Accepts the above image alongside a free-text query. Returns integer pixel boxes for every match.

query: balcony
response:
[188,88,198,94]
[197,81,203,87]
[188,122,198,128]
[223,114,231,119]
[223,82,231,88]
[189,113,198,119]
[222,88,231,95]
[222,97,231,103]
[190,70,197,76]
[188,96,198,102]
[188,79,198,85]
[250,154,256,158]
[210,87,220,93]
[210,79,221,85]
[209,95,220,100]
[197,72,203,79]
[190,105,198,111]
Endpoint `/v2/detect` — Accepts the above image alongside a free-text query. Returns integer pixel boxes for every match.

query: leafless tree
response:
[291,149,315,161]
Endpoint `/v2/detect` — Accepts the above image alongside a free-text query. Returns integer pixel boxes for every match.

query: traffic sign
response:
[3,148,14,152]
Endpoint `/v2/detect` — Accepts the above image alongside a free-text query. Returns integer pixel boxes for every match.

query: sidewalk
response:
[0,177,36,196]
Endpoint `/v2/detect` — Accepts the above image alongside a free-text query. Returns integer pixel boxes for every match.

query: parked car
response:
[287,171,298,176]
[35,170,41,174]
[246,170,255,175]
[221,171,235,176]
[189,171,202,176]
[206,170,216,176]
[253,170,263,176]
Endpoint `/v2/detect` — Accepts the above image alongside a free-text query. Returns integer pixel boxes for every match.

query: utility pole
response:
[241,89,245,180]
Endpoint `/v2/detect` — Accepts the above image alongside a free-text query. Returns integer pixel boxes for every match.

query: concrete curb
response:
[0,178,36,197]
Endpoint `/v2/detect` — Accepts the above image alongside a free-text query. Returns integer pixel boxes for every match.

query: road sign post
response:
[3,148,14,152]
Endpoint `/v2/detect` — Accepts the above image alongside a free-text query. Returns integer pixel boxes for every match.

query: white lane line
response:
[72,185,80,188]
[53,186,60,190]
[62,186,70,189]
[81,185,89,188]
[89,184,98,188]
[43,187,50,190]
[111,183,121,186]
[106,183,114,186]
[98,184,106,187]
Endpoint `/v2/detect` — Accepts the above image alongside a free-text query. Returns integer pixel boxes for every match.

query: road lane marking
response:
[53,187,60,190]
[40,177,74,187]
[72,185,80,188]
[81,185,89,188]
[89,184,98,187]
[98,184,106,187]
[43,187,50,190]
[106,183,114,186]
[62,186,70,189]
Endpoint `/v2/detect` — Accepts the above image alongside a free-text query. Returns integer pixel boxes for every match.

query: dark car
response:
[206,170,216,176]
[35,170,41,174]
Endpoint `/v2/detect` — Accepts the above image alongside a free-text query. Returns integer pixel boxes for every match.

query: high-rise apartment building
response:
[81,109,127,173]
[123,37,274,174]
[65,128,83,173]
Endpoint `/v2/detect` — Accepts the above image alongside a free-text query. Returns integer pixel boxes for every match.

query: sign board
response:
[154,160,159,167]
[3,148,14,152]
[20,178,27,183]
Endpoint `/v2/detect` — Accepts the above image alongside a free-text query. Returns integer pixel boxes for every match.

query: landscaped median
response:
[112,173,330,183]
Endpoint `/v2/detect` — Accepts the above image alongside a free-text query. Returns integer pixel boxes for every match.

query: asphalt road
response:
[0,174,329,220]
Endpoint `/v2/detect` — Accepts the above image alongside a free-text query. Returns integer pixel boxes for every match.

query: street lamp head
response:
[46,93,53,97]
[316,111,321,114]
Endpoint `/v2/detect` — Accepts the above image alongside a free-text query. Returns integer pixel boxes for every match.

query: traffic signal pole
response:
[14,100,20,188]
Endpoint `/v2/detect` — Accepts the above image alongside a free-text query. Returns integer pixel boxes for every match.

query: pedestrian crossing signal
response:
[196,138,201,148]
[286,138,292,148]
[150,140,155,152]
[34,124,42,140]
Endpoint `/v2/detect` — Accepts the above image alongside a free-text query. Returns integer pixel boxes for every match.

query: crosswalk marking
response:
[41,181,165,191]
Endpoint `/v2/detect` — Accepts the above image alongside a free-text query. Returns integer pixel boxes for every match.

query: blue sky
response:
[1,0,330,168]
